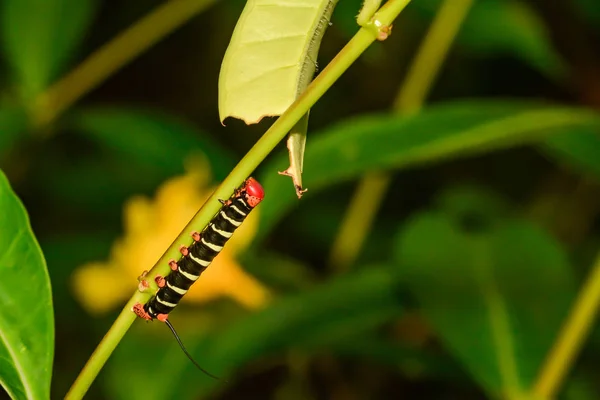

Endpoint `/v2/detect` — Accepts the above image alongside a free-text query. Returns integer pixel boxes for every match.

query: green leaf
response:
[542,129,600,179]
[415,0,565,80]
[0,170,53,400]
[459,0,566,80]
[1,0,96,99]
[209,267,401,368]
[394,210,575,397]
[219,0,338,124]
[257,100,600,241]
[69,107,236,180]
[433,185,512,232]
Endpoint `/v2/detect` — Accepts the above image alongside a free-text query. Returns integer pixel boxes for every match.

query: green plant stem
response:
[327,171,390,271]
[327,0,474,273]
[32,0,216,129]
[532,251,600,399]
[357,0,383,26]
[64,1,412,398]
[392,0,473,113]
[473,240,523,398]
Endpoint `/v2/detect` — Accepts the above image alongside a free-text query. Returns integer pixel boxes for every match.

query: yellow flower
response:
[72,157,270,315]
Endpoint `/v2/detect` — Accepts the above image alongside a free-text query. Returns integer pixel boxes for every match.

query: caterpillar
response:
[132,177,265,378]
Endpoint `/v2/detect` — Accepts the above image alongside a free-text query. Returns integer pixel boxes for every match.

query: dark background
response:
[1,0,599,399]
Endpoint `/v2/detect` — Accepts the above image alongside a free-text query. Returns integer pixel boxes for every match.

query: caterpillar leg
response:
[156,314,168,322]
[137,270,150,292]
[219,198,234,206]
[154,275,166,288]
[132,302,152,320]
[168,259,178,271]
[179,245,189,257]
[191,231,201,242]
[219,182,244,205]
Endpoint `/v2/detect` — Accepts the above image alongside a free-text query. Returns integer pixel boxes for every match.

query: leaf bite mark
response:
[220,112,278,127]
[219,0,339,124]
[218,1,339,197]
[218,0,338,123]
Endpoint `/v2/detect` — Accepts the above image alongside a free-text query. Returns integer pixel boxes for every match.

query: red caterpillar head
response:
[244,177,264,207]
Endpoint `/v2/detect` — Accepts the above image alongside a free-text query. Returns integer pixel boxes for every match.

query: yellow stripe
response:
[220,210,242,227]
[167,281,188,295]
[230,204,247,217]
[156,295,177,308]
[179,269,200,281]
[201,237,224,252]
[189,253,211,267]
[211,224,233,238]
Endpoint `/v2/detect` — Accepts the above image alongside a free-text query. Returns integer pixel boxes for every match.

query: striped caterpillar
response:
[132,177,265,377]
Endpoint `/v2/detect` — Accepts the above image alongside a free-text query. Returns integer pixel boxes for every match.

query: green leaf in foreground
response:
[257,100,600,241]
[394,210,575,397]
[0,170,54,400]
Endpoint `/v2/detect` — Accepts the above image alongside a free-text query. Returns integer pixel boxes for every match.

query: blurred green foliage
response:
[395,197,575,397]
[1,0,96,99]
[0,0,599,399]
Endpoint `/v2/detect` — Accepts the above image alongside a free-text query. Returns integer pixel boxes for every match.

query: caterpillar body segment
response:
[132,177,264,322]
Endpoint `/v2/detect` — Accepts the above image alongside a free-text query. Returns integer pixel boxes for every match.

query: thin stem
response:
[473,240,523,398]
[327,171,391,272]
[392,0,474,113]
[64,1,412,398]
[327,0,474,273]
[357,0,383,27]
[532,251,600,399]
[32,0,216,129]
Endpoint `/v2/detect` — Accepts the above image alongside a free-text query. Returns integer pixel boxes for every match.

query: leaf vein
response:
[0,226,36,399]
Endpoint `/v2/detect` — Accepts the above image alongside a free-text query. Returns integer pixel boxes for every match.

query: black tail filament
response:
[164,319,221,381]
